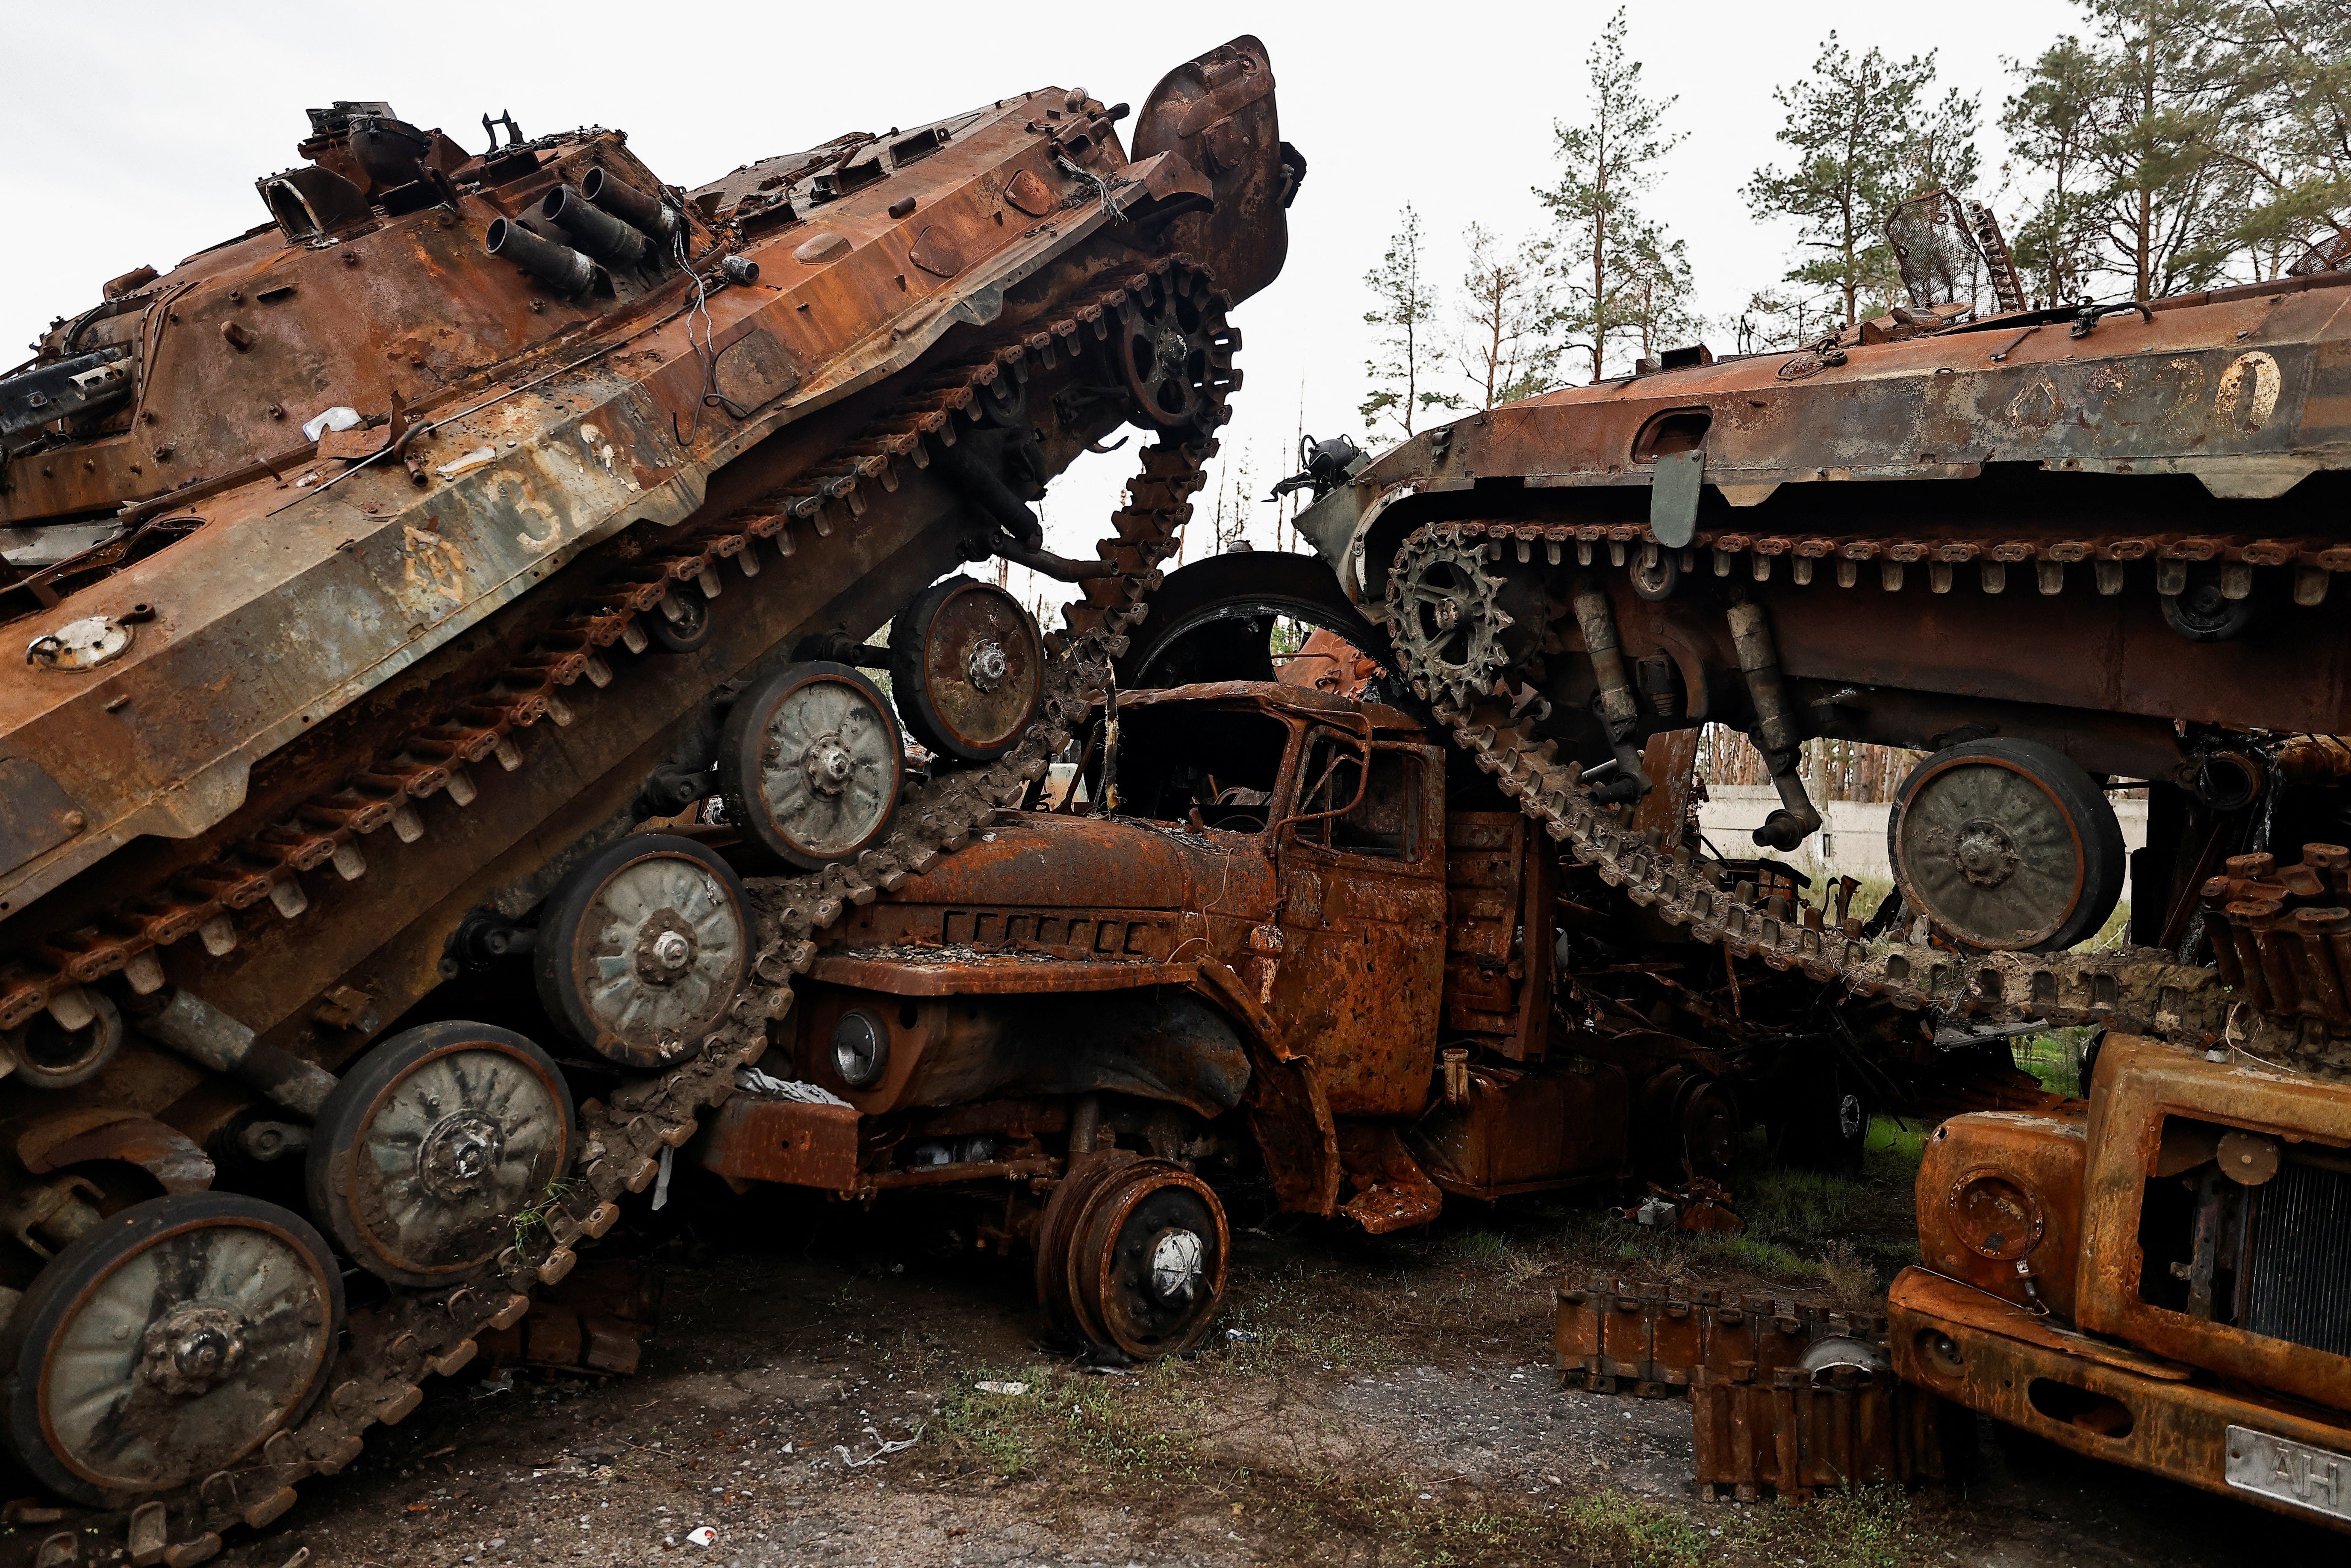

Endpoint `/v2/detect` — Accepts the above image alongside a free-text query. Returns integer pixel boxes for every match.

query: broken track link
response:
[1381,520,2344,1080]
[13,257,1228,1568]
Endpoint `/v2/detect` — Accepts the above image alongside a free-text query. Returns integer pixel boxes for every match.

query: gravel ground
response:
[223,1180,2342,1568]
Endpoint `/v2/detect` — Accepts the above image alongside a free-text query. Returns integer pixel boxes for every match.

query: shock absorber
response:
[1725,601,1822,851]
[1570,581,1651,801]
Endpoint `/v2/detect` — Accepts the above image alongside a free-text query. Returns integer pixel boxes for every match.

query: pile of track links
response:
[1382,520,2348,1083]
[47,258,1226,1568]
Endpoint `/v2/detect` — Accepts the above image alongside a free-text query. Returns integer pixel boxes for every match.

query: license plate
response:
[2225,1425,2351,1521]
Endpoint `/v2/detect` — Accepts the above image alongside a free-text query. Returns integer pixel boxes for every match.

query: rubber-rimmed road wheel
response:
[888,577,1043,762]
[307,1020,575,1287]
[0,1192,343,1503]
[719,662,902,870]
[1888,738,2124,951]
[534,834,751,1069]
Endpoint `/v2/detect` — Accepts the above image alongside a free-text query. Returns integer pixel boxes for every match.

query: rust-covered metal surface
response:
[1891,1037,2351,1530]
[1294,238,2351,1080]
[0,37,1301,1562]
[1553,1278,1966,1501]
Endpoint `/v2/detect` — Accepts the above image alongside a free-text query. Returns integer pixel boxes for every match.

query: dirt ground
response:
[233,1124,2344,1568]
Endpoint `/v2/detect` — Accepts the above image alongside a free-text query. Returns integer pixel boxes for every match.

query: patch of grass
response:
[927,1365,1201,1488]
[1551,1487,1712,1567]
[1204,1263,1402,1376]
[1244,1469,1710,1568]
[1544,1115,1927,1302]
[2012,1026,2097,1098]
[1729,1485,1929,1568]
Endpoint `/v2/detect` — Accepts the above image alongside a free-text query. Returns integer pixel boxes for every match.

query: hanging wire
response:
[671,221,752,447]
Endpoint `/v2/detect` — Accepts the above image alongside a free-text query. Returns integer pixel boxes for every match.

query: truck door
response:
[1267,729,1448,1116]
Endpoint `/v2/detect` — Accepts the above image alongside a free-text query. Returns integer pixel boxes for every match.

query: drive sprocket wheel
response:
[1114,282,1238,431]
[1383,535,1514,707]
[0,1193,344,1503]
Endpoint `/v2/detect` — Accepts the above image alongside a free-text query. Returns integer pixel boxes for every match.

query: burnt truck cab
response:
[1891,1036,2351,1531]
[686,681,1640,1353]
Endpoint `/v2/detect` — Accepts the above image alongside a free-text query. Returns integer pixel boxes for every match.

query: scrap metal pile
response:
[6,36,2351,1556]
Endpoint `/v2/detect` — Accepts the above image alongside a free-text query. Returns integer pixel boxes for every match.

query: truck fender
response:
[1190,958,1338,1216]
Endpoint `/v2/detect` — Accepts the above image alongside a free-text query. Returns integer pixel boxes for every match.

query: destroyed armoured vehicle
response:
[0,38,1295,1559]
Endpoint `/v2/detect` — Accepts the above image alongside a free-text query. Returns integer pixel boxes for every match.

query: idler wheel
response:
[533,834,751,1069]
[719,662,902,871]
[1888,738,2123,951]
[0,1192,343,1503]
[306,1021,574,1287]
[888,577,1043,762]
[1043,1156,1228,1359]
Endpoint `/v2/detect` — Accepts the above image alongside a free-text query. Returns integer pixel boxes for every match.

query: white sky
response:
[3,0,2084,616]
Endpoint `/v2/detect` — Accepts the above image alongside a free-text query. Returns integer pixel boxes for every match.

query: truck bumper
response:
[1889,1267,2351,1531]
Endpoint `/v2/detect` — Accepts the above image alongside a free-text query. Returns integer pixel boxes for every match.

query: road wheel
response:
[888,577,1043,762]
[306,1020,574,1287]
[0,1193,343,1503]
[1888,738,2124,951]
[719,662,902,870]
[534,834,751,1069]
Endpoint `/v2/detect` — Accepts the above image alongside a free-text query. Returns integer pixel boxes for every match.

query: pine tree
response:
[1742,36,1978,327]
[1359,205,1462,442]
[1449,224,1560,409]
[2004,0,2250,301]
[1538,8,1687,382]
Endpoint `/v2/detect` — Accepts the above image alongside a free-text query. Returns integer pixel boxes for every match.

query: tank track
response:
[12,256,1230,1568]
[1380,519,2346,1084]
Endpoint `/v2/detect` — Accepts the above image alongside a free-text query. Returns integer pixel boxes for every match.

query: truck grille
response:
[2245,1159,2351,1359]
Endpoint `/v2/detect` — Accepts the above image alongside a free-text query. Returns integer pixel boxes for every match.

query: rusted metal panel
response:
[1414,1062,1628,1197]
[1914,1108,2088,1322]
[1891,1267,2351,1532]
[2075,1035,2351,1412]
[692,1095,861,1189]
[807,950,1199,996]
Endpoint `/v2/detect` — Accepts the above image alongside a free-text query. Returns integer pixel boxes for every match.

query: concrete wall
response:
[1696,785,2148,901]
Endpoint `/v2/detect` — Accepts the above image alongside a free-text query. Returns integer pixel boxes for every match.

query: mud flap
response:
[1336,1121,1444,1234]
[1192,959,1338,1215]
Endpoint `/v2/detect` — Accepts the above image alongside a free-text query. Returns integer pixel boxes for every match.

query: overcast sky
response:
[5,0,2090,611]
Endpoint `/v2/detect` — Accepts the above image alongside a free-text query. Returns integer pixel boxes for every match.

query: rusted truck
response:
[690,676,1760,1357]
[0,39,1296,1558]
[1891,1031,2351,1532]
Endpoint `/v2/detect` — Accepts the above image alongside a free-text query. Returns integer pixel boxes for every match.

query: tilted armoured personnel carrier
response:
[0,38,1293,1559]
[1293,201,2351,1527]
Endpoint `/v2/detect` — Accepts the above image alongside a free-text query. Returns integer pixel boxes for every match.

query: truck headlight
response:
[831,1009,889,1087]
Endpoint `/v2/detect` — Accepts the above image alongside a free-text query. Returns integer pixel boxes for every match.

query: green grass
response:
[1549,1117,1926,1303]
